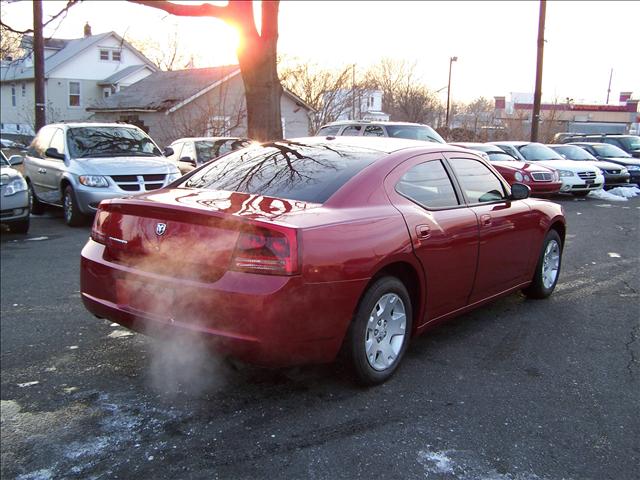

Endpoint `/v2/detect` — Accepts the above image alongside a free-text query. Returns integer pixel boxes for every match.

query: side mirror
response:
[163,146,174,157]
[510,182,530,200]
[44,147,65,160]
[180,156,197,167]
[8,155,24,166]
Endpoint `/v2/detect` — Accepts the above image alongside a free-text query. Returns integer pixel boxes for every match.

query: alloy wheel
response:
[365,293,407,371]
[542,239,560,289]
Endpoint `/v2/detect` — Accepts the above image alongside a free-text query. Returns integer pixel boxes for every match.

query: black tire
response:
[523,230,563,299]
[28,181,45,215]
[63,186,87,227]
[572,191,589,197]
[345,276,413,385]
[8,217,29,234]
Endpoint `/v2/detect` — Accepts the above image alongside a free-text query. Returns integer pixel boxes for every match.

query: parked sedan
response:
[567,142,640,186]
[548,144,630,189]
[490,142,603,196]
[451,142,561,196]
[1,152,30,233]
[165,137,254,175]
[81,137,566,385]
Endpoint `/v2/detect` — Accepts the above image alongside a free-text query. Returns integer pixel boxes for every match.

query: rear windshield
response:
[518,143,564,161]
[385,125,445,144]
[551,145,595,160]
[181,141,385,203]
[591,144,631,157]
[67,127,161,158]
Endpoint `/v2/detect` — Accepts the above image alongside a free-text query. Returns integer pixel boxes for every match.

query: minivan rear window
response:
[181,141,385,203]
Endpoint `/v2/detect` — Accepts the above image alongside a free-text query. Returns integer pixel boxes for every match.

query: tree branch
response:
[0,0,81,35]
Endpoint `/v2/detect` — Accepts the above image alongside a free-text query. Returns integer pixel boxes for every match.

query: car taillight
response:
[91,210,108,244]
[231,225,299,275]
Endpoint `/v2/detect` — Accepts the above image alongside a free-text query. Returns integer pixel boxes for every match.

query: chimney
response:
[494,96,506,110]
[619,91,632,104]
[84,22,92,37]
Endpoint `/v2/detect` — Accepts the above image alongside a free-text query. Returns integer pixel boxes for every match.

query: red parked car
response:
[451,143,562,196]
[81,138,566,384]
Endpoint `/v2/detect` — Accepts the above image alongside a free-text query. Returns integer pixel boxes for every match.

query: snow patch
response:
[108,329,134,339]
[17,381,39,388]
[16,469,54,480]
[608,185,640,198]
[608,252,622,258]
[589,190,627,202]
[417,450,454,474]
[24,236,49,242]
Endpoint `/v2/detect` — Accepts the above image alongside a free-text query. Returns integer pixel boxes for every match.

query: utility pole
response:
[531,0,546,142]
[33,0,46,132]
[606,68,613,104]
[445,56,457,129]
[351,63,356,120]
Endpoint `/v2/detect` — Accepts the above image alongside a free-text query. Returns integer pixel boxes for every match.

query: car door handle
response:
[480,214,492,226]
[38,168,47,174]
[416,225,431,239]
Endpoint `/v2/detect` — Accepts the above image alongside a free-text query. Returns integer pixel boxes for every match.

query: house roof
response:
[88,66,242,112]
[98,65,150,86]
[88,66,316,113]
[1,31,156,82]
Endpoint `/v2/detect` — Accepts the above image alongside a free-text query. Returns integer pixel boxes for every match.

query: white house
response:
[332,89,389,122]
[0,24,156,136]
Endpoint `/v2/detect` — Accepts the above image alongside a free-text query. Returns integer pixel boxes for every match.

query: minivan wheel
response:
[63,186,87,227]
[28,182,45,215]
[523,230,562,299]
[346,276,413,385]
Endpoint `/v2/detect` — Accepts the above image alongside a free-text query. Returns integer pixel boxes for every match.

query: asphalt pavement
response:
[1,195,639,480]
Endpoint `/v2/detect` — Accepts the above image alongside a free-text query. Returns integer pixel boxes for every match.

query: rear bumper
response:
[80,239,367,367]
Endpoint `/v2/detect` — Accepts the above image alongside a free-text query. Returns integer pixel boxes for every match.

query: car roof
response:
[320,120,433,127]
[171,137,249,142]
[291,135,458,154]
[46,122,143,130]
[489,141,530,146]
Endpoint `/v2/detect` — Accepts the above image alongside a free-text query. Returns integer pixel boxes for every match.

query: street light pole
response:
[445,56,458,130]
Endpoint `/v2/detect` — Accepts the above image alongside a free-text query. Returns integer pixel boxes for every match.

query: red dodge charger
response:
[81,137,566,384]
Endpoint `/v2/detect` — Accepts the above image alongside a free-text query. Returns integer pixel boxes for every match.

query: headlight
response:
[627,165,640,171]
[79,175,109,188]
[166,170,181,183]
[524,175,531,181]
[514,171,524,182]
[3,177,27,196]
[558,170,574,177]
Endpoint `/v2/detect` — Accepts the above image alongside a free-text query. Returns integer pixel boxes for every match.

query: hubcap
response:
[541,239,560,289]
[64,193,72,222]
[365,293,407,371]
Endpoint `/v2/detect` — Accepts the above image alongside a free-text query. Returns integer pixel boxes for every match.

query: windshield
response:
[385,125,445,144]
[616,136,640,151]
[591,144,631,157]
[195,139,251,163]
[488,152,518,162]
[550,145,595,161]
[518,143,564,161]
[67,127,161,158]
[181,141,384,203]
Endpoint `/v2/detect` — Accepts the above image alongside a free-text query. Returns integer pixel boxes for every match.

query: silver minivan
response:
[24,123,181,226]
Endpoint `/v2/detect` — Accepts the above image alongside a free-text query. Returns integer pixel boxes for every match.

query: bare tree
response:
[364,58,443,125]
[279,58,357,133]
[129,0,283,142]
[0,24,23,60]
[127,28,190,71]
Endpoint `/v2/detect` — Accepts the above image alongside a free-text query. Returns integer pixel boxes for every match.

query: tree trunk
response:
[238,42,282,141]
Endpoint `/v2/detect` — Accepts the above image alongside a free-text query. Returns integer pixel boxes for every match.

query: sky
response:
[2,0,638,105]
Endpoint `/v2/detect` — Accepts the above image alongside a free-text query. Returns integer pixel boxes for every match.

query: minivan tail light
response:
[231,225,299,275]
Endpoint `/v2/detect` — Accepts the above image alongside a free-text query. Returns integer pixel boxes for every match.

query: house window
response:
[21,83,26,97]
[111,50,121,62]
[11,84,16,107]
[100,49,109,61]
[103,88,111,99]
[68,81,81,107]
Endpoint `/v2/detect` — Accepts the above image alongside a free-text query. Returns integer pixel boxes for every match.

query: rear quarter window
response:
[181,141,385,203]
